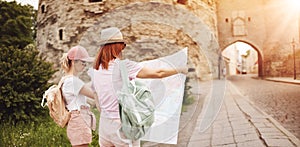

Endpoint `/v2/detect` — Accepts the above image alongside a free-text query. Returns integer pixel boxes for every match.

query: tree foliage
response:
[0,0,36,49]
[0,1,55,123]
[0,45,56,123]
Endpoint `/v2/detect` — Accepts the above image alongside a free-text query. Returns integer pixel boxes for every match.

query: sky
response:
[5,0,39,10]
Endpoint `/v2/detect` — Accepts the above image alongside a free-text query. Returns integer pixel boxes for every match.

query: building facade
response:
[36,0,300,81]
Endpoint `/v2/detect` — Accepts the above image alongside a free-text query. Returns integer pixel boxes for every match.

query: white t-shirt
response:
[62,76,89,111]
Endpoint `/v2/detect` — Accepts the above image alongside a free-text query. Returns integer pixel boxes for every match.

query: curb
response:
[229,81,300,147]
[251,76,300,85]
[264,78,300,85]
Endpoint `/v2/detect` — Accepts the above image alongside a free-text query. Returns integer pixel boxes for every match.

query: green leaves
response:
[0,45,56,123]
[0,0,36,49]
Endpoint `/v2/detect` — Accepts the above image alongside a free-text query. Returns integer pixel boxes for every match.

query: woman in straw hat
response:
[60,45,98,147]
[90,27,188,146]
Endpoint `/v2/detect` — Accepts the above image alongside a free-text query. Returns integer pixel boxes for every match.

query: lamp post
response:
[218,54,221,80]
[292,38,296,80]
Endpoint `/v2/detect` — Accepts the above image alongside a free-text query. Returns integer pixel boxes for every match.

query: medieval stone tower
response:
[36,0,219,81]
[37,0,300,81]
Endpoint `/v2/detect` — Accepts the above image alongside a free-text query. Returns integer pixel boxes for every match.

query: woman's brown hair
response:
[94,43,125,70]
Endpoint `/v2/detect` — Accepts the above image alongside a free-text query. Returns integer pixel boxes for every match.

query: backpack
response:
[117,60,155,141]
[41,76,71,128]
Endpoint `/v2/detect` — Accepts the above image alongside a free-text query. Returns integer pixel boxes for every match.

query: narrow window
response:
[233,18,246,36]
[248,17,251,22]
[59,29,63,40]
[89,0,102,2]
[225,18,229,23]
[177,0,187,5]
[41,5,45,13]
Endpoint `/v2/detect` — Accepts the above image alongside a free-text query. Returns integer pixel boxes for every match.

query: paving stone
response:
[236,140,265,147]
[251,118,269,123]
[252,121,275,129]
[229,117,245,122]
[215,143,237,147]
[212,136,235,146]
[261,132,288,139]
[190,132,211,141]
[188,140,210,147]
[257,127,282,134]
[213,123,231,129]
[231,123,253,131]
[231,120,251,126]
[235,133,260,143]
[233,128,257,136]
[212,130,234,139]
[264,138,295,147]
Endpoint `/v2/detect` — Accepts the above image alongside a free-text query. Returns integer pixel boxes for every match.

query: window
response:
[41,5,45,13]
[177,0,187,5]
[232,18,246,36]
[225,18,229,23]
[89,0,102,2]
[59,29,63,40]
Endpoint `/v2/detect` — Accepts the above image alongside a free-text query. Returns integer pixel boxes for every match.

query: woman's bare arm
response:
[79,84,95,99]
[136,67,188,78]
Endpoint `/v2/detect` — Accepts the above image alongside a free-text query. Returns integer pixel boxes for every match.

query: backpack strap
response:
[119,60,130,92]
[41,85,56,108]
[58,75,73,88]
[118,60,127,121]
[59,75,75,109]
[41,75,73,108]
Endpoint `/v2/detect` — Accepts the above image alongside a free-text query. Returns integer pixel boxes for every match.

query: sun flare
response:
[287,0,300,12]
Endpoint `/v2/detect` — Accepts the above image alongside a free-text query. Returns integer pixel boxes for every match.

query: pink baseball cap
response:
[67,45,94,62]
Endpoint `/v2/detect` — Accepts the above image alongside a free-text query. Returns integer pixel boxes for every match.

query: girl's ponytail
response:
[60,53,72,73]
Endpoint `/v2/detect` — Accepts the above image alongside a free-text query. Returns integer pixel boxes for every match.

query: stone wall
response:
[37,0,219,82]
[217,0,300,77]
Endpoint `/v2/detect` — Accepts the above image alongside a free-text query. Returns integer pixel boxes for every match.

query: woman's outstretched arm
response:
[137,67,188,79]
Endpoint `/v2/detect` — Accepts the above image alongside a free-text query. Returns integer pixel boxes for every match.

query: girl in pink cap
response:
[60,45,98,147]
[90,27,188,147]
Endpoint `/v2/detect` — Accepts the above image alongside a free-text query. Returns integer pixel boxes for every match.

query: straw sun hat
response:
[99,27,125,46]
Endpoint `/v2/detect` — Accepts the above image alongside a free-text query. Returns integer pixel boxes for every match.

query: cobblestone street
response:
[227,75,300,139]
[187,78,299,147]
[146,76,300,146]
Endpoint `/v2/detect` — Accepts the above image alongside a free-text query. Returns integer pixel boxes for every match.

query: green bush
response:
[0,45,56,123]
[0,0,36,49]
[181,77,195,112]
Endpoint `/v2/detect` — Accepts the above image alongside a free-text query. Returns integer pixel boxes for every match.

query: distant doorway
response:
[222,41,259,76]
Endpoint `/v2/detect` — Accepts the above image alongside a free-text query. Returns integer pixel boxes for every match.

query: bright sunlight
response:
[287,0,300,12]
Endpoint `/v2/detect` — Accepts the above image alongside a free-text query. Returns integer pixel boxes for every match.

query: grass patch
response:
[181,77,195,112]
[181,95,195,112]
[0,108,100,147]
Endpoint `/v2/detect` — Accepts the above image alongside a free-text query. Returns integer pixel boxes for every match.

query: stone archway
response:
[222,40,264,77]
[79,2,219,80]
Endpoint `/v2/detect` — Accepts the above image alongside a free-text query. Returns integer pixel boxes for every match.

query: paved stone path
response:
[229,75,300,139]
[188,81,300,147]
